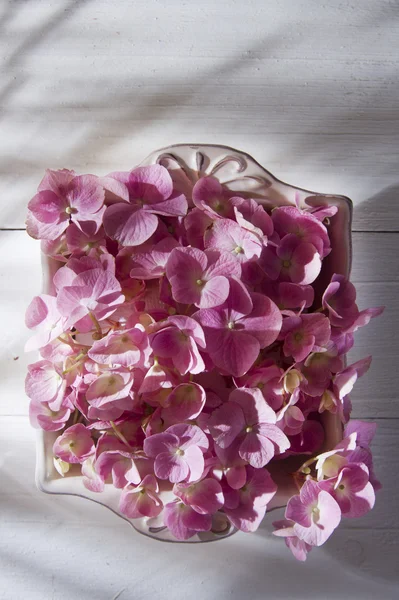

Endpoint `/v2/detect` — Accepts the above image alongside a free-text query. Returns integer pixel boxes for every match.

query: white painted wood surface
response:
[1,1,398,599]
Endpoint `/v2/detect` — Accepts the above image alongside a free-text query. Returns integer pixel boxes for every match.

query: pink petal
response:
[128,165,173,203]
[104,203,158,246]
[68,174,105,216]
[166,423,209,452]
[239,432,275,467]
[154,452,190,482]
[229,387,277,425]
[211,330,260,377]
[145,193,188,217]
[164,502,212,540]
[174,478,224,514]
[28,190,66,224]
[286,494,312,528]
[208,401,246,448]
[199,276,230,309]
[163,383,206,424]
[143,432,179,457]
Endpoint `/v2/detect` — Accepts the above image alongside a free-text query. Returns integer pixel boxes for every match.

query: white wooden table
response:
[1,1,398,598]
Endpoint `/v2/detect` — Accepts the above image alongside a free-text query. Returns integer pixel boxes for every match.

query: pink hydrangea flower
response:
[205,219,263,263]
[65,222,106,255]
[53,424,95,464]
[56,268,125,330]
[323,274,384,333]
[209,388,290,467]
[160,383,206,427]
[103,165,187,246]
[81,456,105,493]
[232,197,274,238]
[119,475,163,519]
[85,369,134,420]
[192,176,236,218]
[143,424,209,483]
[318,463,375,518]
[194,278,282,377]
[272,205,331,258]
[285,479,341,546]
[273,519,312,561]
[25,294,68,352]
[27,169,105,240]
[279,313,331,363]
[149,315,206,375]
[213,443,247,490]
[261,234,322,285]
[165,247,241,308]
[95,448,141,488]
[88,325,151,368]
[237,363,285,410]
[223,465,277,532]
[163,500,212,540]
[173,478,224,515]
[25,360,68,411]
[29,398,72,431]
[129,238,180,280]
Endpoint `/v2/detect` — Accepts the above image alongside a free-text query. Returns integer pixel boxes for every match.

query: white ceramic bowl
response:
[35,144,352,542]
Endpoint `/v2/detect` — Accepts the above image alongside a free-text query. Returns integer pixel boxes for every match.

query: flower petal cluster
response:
[25,163,383,553]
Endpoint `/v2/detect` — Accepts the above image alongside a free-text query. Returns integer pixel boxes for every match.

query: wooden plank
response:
[0,417,397,600]
[0,231,397,417]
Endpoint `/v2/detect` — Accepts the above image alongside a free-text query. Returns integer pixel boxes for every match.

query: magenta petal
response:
[243,293,282,348]
[103,203,158,246]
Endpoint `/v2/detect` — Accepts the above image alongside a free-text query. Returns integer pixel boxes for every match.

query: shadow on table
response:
[353,183,399,231]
